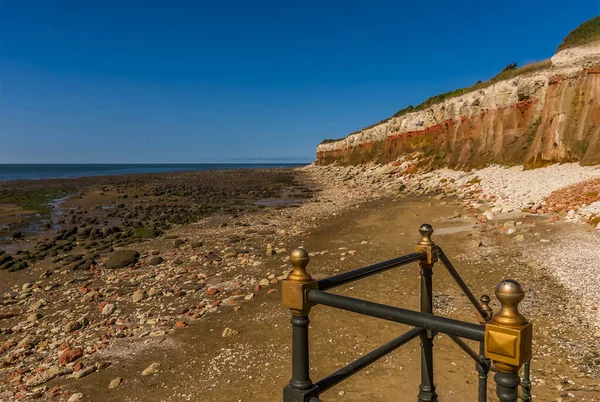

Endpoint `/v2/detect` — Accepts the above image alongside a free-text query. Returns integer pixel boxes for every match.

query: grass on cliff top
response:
[318,60,552,144]
[557,15,600,52]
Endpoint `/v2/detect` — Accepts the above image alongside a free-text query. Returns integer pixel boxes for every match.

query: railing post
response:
[414,224,439,402]
[484,280,533,402]
[282,248,319,402]
[476,295,493,402]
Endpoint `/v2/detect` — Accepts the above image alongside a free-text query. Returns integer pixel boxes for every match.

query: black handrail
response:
[307,289,485,342]
[317,252,424,291]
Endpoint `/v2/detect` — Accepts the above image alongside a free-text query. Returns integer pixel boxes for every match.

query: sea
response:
[0,163,308,182]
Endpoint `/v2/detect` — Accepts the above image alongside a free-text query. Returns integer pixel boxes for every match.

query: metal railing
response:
[281,224,533,402]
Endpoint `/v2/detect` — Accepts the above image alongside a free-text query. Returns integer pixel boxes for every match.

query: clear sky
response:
[1,1,598,163]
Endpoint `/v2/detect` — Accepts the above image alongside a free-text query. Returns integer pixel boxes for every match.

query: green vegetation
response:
[0,188,74,214]
[557,15,600,52]
[523,117,543,149]
[391,60,551,119]
[133,227,160,238]
[322,59,552,143]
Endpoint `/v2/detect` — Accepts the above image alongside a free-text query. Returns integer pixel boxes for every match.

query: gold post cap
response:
[492,279,527,327]
[288,248,312,282]
[418,223,434,246]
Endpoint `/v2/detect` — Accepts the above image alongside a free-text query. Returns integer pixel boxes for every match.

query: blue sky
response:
[0,1,598,163]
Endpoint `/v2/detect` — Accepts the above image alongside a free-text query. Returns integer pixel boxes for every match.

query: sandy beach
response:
[1,164,599,401]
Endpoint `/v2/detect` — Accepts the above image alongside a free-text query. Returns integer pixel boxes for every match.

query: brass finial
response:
[480,294,493,320]
[491,279,527,327]
[477,294,493,324]
[418,223,434,246]
[288,248,312,283]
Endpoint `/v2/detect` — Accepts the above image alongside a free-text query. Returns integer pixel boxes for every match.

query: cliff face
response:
[316,42,600,169]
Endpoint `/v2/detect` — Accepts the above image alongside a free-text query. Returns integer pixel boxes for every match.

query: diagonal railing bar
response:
[315,327,423,393]
[317,252,424,291]
[307,289,485,342]
[448,334,487,371]
[438,248,490,321]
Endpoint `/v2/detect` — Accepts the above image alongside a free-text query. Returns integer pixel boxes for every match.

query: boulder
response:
[105,250,139,269]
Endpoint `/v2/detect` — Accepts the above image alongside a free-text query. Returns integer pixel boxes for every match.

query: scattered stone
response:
[64,320,82,333]
[222,327,239,337]
[68,393,84,402]
[142,362,161,376]
[72,365,97,379]
[109,377,123,389]
[27,312,43,322]
[148,256,164,265]
[102,303,116,316]
[470,239,483,248]
[105,250,139,269]
[59,347,84,366]
[132,289,147,303]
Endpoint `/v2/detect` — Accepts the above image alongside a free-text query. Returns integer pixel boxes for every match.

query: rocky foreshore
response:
[1,163,599,401]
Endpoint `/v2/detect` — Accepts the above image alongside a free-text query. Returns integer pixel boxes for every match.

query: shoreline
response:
[0,163,309,183]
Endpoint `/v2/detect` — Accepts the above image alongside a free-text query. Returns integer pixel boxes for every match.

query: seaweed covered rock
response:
[104,250,139,269]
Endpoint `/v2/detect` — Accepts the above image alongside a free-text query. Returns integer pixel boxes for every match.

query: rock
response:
[17,334,41,348]
[142,362,161,376]
[105,250,139,269]
[515,235,525,242]
[148,256,164,266]
[470,239,483,248]
[59,347,84,366]
[132,289,147,303]
[72,365,96,379]
[102,303,116,316]
[64,320,82,333]
[77,227,91,237]
[206,287,219,295]
[175,321,187,329]
[191,241,204,248]
[147,287,161,297]
[244,293,254,300]
[507,228,517,235]
[11,231,23,238]
[503,221,515,228]
[27,366,70,387]
[40,269,53,278]
[174,239,185,247]
[27,312,43,322]
[68,393,84,402]
[29,299,46,311]
[109,377,123,389]
[222,327,239,337]
[259,279,270,286]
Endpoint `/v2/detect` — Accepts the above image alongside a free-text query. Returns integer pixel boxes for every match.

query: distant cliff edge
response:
[317,17,600,169]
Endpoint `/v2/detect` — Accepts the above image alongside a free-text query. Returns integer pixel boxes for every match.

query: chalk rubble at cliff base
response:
[306,161,600,225]
[305,161,600,328]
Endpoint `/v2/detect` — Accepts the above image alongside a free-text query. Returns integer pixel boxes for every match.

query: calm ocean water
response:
[0,163,308,182]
